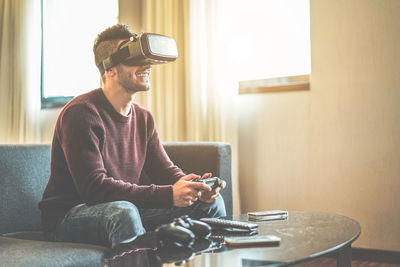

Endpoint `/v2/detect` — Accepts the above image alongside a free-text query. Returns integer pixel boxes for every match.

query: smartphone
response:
[247,210,288,217]
[224,235,281,247]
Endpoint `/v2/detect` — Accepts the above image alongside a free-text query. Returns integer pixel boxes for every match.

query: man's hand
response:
[172,174,211,207]
[198,173,226,204]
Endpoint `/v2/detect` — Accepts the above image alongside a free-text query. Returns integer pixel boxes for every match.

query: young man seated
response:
[39,24,226,248]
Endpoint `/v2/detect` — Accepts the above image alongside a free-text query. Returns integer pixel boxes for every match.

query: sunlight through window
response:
[41,0,118,107]
[226,0,311,81]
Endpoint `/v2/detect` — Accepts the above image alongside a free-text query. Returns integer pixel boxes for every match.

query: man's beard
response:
[116,65,150,93]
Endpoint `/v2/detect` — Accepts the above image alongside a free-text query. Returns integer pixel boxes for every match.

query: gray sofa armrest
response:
[163,142,233,217]
[0,145,51,234]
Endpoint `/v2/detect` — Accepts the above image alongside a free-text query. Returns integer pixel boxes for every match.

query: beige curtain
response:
[136,0,189,141]
[139,0,240,215]
[0,0,41,144]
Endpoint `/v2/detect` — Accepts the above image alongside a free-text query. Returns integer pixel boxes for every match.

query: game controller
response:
[155,223,195,247]
[172,215,212,239]
[192,177,223,189]
[154,215,212,247]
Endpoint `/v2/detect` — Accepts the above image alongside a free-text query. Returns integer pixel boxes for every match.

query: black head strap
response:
[97,35,138,75]
[97,46,131,75]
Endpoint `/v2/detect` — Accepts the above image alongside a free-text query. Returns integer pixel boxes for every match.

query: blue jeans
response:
[53,195,226,248]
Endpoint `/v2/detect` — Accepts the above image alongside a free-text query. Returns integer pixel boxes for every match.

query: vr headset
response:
[97,33,178,75]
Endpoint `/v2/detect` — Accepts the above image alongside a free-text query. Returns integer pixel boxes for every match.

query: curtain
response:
[139,0,240,215]
[137,0,189,141]
[187,0,240,215]
[0,0,41,144]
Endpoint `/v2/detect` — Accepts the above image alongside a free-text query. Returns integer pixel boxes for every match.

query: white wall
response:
[239,0,400,251]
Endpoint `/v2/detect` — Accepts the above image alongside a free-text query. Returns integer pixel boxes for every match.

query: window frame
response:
[239,75,310,95]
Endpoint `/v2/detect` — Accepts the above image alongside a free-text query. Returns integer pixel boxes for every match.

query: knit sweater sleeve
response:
[143,115,186,185]
[59,104,174,208]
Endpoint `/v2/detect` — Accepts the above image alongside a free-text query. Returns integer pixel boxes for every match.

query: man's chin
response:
[124,84,150,94]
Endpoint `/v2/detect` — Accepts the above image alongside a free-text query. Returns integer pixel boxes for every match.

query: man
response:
[39,24,226,248]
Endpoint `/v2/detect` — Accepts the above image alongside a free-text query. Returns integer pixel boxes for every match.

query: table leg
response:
[337,244,352,267]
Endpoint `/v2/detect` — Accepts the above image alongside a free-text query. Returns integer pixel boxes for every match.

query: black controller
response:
[155,223,195,247]
[192,177,223,189]
[155,215,212,247]
[172,215,212,239]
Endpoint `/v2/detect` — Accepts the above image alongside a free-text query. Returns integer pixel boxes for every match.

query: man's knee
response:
[194,195,226,219]
[105,201,146,246]
[107,201,143,230]
[211,195,227,217]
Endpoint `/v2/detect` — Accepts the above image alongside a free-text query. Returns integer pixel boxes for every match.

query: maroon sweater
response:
[39,88,185,232]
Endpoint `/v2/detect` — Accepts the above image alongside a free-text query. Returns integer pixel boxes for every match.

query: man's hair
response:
[93,24,136,81]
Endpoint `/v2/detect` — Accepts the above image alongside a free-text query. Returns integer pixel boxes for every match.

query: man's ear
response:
[104,67,117,78]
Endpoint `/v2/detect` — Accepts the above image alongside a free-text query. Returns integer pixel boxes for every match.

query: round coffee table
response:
[192,211,361,267]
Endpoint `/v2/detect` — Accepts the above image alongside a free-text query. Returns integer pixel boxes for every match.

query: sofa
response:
[0,142,232,266]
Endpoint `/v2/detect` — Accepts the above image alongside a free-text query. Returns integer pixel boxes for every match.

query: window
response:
[41,0,118,108]
[226,0,311,93]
